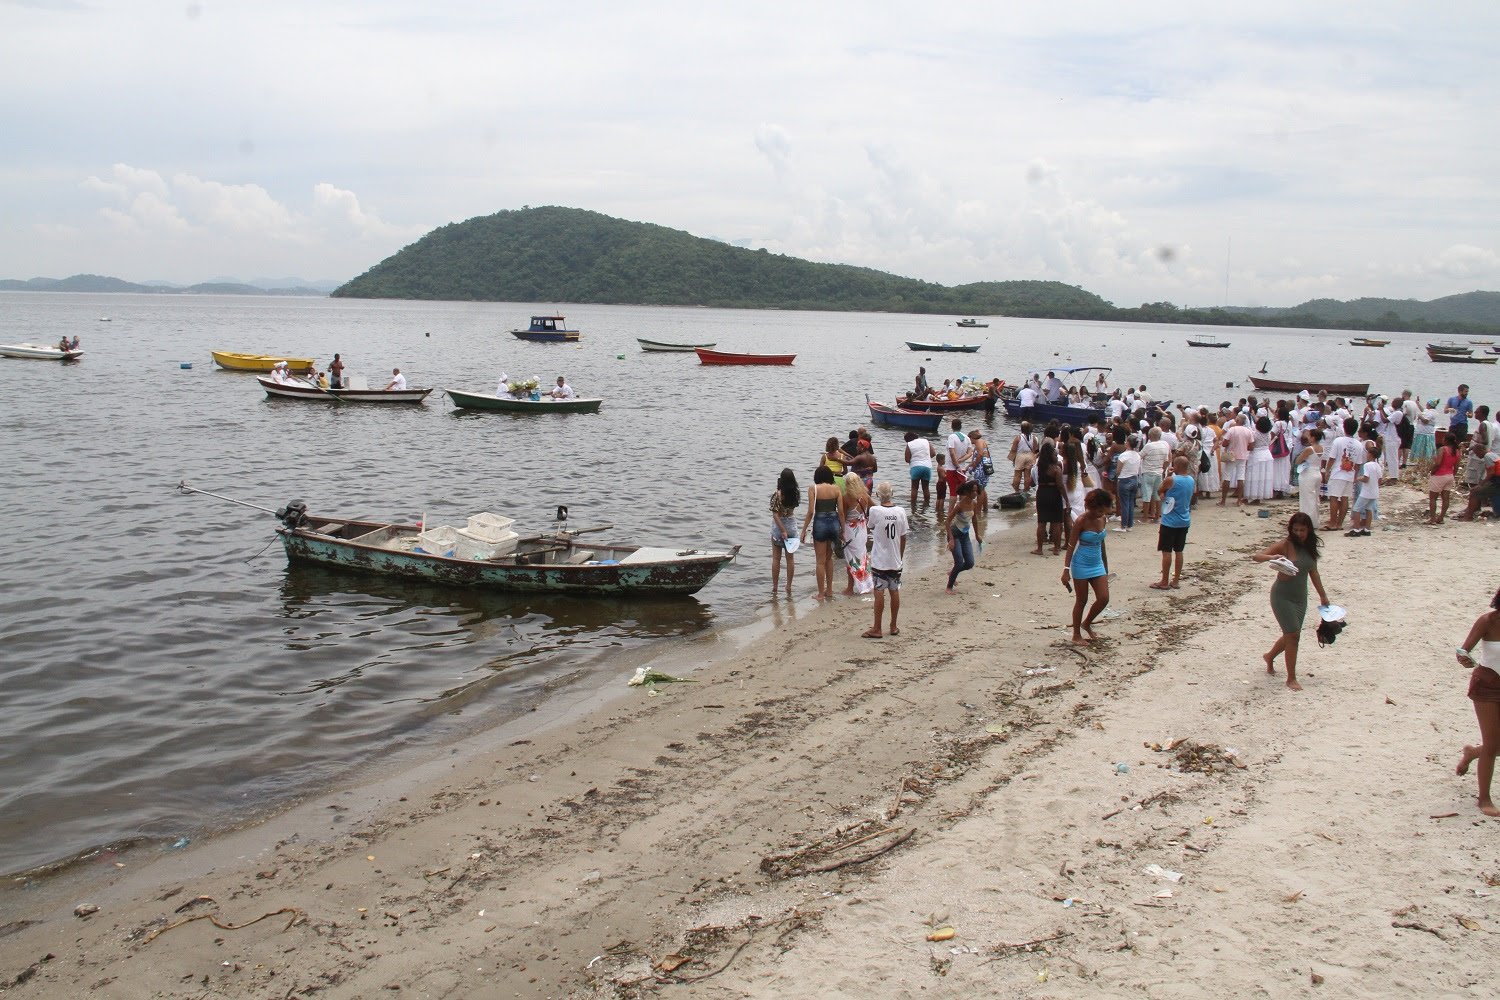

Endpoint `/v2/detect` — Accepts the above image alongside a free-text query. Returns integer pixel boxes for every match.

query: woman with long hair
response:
[1427,431,1462,524]
[1295,428,1324,521]
[943,480,982,593]
[1252,512,1331,691]
[1062,489,1113,644]
[1032,441,1067,555]
[1454,585,1500,816]
[1062,439,1094,538]
[799,465,846,601]
[769,468,800,598]
[840,472,871,595]
[818,436,851,489]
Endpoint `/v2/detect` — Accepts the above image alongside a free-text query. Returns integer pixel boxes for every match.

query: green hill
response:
[331,206,1114,317]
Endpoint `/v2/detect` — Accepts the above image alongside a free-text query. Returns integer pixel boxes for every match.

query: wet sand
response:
[3,481,1495,998]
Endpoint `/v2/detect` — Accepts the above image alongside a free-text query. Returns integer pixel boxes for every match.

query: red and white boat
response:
[694,347,796,366]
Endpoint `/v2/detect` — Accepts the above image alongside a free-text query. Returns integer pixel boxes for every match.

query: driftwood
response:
[798,828,916,874]
[141,907,304,945]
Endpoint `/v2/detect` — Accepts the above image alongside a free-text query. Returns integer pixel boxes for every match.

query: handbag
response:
[1199,448,1211,473]
[1269,427,1289,459]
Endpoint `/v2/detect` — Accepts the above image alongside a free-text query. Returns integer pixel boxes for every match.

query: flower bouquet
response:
[506,376,540,397]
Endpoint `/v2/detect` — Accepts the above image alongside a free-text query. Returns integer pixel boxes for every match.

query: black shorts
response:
[1398,422,1414,448]
[1157,524,1189,552]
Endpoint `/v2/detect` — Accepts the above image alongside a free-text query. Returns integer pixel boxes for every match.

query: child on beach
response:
[1152,455,1195,590]
[1348,440,1382,537]
[1454,585,1500,817]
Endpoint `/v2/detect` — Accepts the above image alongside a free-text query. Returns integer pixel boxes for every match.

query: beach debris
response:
[1114,762,1130,774]
[926,927,956,942]
[1392,920,1447,940]
[628,667,695,688]
[760,821,915,879]
[1457,916,1482,931]
[1283,890,1305,904]
[73,904,99,919]
[1154,890,1173,899]
[987,930,1068,958]
[1156,740,1246,773]
[1142,864,1183,883]
[140,906,305,945]
[1023,666,1055,676]
[169,837,190,850]
[1311,970,1326,986]
[11,953,55,987]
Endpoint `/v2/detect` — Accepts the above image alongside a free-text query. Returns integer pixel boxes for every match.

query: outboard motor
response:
[555,505,568,523]
[276,499,309,530]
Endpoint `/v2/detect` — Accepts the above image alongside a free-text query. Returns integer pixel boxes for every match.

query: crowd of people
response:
[769,373,1499,816]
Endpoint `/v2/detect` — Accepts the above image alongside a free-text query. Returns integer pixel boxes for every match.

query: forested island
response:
[333,207,1500,335]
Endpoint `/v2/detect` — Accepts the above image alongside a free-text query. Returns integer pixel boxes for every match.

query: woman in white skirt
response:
[1243,415,1276,503]
[1271,411,1294,496]
[1196,416,1223,499]
[1295,427,1324,520]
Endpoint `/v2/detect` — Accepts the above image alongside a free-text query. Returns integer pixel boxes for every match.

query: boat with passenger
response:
[955,318,989,328]
[1,342,85,361]
[510,315,580,342]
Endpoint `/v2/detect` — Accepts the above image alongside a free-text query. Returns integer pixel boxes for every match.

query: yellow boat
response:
[211,350,315,373]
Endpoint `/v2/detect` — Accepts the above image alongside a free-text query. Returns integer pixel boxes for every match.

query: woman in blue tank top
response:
[1063,488,1113,644]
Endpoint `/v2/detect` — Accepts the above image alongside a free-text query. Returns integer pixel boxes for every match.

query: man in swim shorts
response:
[864,482,909,639]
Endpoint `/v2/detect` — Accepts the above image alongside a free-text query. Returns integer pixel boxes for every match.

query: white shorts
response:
[1325,478,1354,499]
[1224,459,1246,485]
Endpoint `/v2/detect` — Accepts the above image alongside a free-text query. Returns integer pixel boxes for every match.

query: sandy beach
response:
[3,480,1495,999]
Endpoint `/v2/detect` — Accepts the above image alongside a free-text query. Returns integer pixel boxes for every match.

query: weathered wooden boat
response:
[1348,338,1390,347]
[0,342,85,360]
[638,338,716,352]
[1186,336,1230,348]
[257,375,433,403]
[1248,375,1369,395]
[446,388,602,413]
[955,319,989,328]
[1427,347,1496,364]
[694,348,796,365]
[510,315,579,342]
[1426,342,1471,355]
[906,341,981,353]
[865,394,943,432]
[898,393,992,412]
[212,350,315,373]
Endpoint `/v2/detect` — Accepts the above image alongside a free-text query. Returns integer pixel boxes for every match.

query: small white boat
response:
[0,342,85,361]
[256,375,432,403]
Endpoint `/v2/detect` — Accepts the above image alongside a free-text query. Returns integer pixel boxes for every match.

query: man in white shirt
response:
[549,377,576,400]
[384,368,407,391]
[946,418,973,498]
[269,361,290,384]
[864,482,910,639]
[1043,372,1063,403]
[1018,383,1038,416]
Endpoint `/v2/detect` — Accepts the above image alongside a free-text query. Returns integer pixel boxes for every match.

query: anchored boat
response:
[446,389,602,413]
[0,342,85,361]
[510,315,580,342]
[212,351,315,373]
[906,341,980,353]
[694,348,796,365]
[638,338,716,352]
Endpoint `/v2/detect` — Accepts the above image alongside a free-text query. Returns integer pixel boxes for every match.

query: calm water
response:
[1,293,1492,878]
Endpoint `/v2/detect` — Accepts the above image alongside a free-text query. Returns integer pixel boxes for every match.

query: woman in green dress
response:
[1252,512,1331,691]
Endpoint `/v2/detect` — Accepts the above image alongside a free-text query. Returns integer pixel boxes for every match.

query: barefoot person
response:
[769,468,800,599]
[1251,512,1331,692]
[1152,455,1195,590]
[1032,442,1067,555]
[1062,489,1113,645]
[863,482,910,638]
[943,480,982,594]
[1454,585,1500,817]
[798,465,845,601]
[1427,431,1462,525]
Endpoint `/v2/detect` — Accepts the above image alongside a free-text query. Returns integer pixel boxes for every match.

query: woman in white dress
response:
[1196,415,1223,499]
[1270,406,1294,496]
[1295,428,1324,521]
[1243,415,1276,503]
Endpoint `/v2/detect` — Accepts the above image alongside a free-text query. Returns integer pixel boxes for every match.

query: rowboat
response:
[865,395,942,432]
[1427,347,1496,364]
[257,375,433,403]
[273,505,738,596]
[638,338,717,352]
[1248,376,1369,395]
[1186,336,1230,348]
[955,319,988,328]
[1427,342,1471,355]
[694,348,795,365]
[898,394,992,412]
[0,342,85,361]
[212,350,315,373]
[510,315,579,342]
[906,341,980,353]
[1348,338,1390,347]
[446,388,602,413]
[1469,340,1495,346]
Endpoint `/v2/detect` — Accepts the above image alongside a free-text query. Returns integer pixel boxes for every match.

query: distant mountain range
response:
[0,274,337,295]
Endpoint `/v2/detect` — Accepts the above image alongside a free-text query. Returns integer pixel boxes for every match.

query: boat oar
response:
[176,480,279,515]
[290,373,342,404]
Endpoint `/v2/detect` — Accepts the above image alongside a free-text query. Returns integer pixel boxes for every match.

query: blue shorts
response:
[909,466,932,483]
[1352,496,1379,519]
[812,511,840,543]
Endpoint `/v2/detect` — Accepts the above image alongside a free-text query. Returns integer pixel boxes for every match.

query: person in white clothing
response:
[384,368,407,391]
[1018,384,1038,414]
[269,361,291,384]
[1322,417,1360,530]
[1348,441,1383,536]
[863,482,910,639]
[549,376,576,400]
[904,431,934,509]
[1295,428,1324,521]
[495,371,509,396]
[945,418,973,497]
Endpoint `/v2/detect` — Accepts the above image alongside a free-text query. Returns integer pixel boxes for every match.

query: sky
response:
[3,1,1498,307]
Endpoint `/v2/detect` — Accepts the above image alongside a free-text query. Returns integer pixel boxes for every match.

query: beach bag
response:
[1199,448,1211,473]
[1270,428,1290,459]
[981,454,995,476]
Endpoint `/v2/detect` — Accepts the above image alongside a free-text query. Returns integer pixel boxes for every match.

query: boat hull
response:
[1186,340,1230,348]
[257,376,432,403]
[694,348,796,365]
[0,343,84,360]
[1001,399,1103,426]
[638,338,716,352]
[1348,339,1389,347]
[446,389,602,412]
[868,402,943,432]
[280,520,737,596]
[898,394,993,412]
[510,330,580,342]
[1427,349,1496,364]
[1247,376,1370,395]
[955,321,989,328]
[906,342,980,353]
[212,351,315,372]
